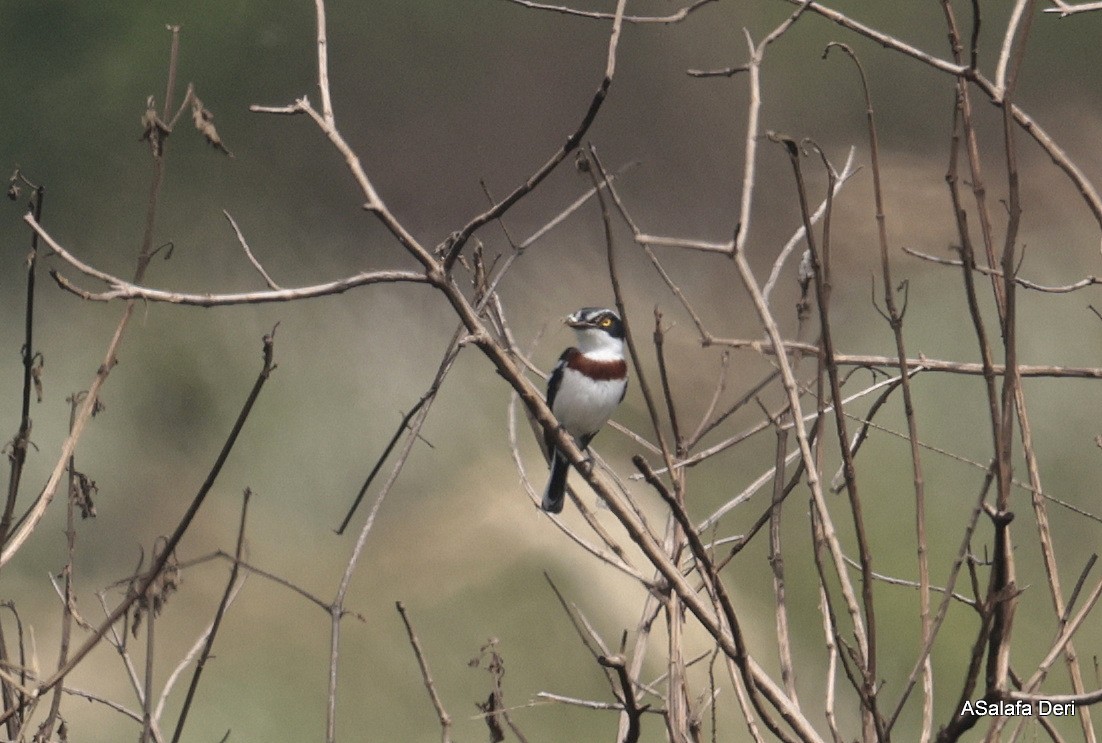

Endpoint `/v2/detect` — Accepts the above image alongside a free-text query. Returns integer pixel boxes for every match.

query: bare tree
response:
[5,1,1102,741]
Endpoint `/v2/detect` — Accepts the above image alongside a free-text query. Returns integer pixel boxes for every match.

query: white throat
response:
[574,327,624,361]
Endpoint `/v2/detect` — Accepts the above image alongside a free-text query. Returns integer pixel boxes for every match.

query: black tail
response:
[542,451,570,513]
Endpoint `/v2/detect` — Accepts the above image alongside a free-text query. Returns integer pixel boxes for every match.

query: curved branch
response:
[51,269,428,306]
[26,213,428,306]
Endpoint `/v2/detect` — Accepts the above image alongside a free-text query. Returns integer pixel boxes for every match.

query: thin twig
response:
[767,422,798,704]
[585,146,676,476]
[251,96,437,269]
[652,309,683,456]
[543,573,612,662]
[886,469,994,733]
[776,134,881,735]
[2,25,183,570]
[826,40,934,737]
[222,210,281,290]
[762,146,859,307]
[170,488,253,742]
[504,0,717,23]
[704,337,1102,379]
[154,578,247,723]
[327,328,464,742]
[29,215,426,306]
[0,331,278,726]
[441,0,630,269]
[732,5,812,259]
[794,0,1102,233]
[1,183,44,554]
[728,136,868,742]
[904,246,1102,293]
[37,387,77,742]
[396,602,453,743]
[633,456,808,743]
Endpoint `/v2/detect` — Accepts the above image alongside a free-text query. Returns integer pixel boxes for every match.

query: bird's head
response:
[565,307,624,358]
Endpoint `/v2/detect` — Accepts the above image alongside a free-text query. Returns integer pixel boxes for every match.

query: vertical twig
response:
[584,147,676,478]
[949,0,1094,733]
[767,422,798,704]
[37,392,80,741]
[1,604,30,737]
[140,563,157,743]
[313,0,334,124]
[633,456,806,743]
[617,584,663,741]
[985,0,1034,709]
[774,134,881,738]
[1,183,45,550]
[652,309,684,455]
[665,591,689,742]
[887,469,994,734]
[731,5,811,259]
[475,640,530,743]
[0,179,43,741]
[824,41,932,739]
[2,24,182,569]
[819,584,842,743]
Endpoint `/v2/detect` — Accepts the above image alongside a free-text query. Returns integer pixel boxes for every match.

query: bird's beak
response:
[565,313,588,329]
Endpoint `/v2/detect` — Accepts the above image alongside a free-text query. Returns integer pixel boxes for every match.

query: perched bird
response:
[542,307,629,513]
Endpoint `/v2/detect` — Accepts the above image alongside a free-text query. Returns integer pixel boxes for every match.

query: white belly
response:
[552,367,624,437]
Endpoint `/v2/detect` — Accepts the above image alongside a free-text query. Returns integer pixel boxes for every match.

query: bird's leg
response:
[578,446,596,472]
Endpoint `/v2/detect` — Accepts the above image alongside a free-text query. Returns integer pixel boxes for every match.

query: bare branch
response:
[598,654,647,743]
[312,0,334,124]
[794,0,1102,233]
[0,332,277,725]
[29,214,428,306]
[762,146,859,306]
[441,0,630,269]
[791,1,969,75]
[704,337,1102,379]
[169,488,253,742]
[396,602,453,743]
[250,97,438,269]
[904,245,1102,293]
[1044,0,1102,15]
[2,27,184,571]
[733,5,813,258]
[503,0,717,24]
[222,210,281,289]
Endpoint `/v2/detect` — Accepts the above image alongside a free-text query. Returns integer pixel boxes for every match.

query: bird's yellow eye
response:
[600,317,612,327]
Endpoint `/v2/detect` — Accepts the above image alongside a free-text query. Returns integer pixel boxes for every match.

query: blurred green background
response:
[3,0,1102,740]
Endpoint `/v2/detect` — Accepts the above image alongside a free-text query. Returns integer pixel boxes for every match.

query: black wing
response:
[546,347,575,409]
[545,347,575,449]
